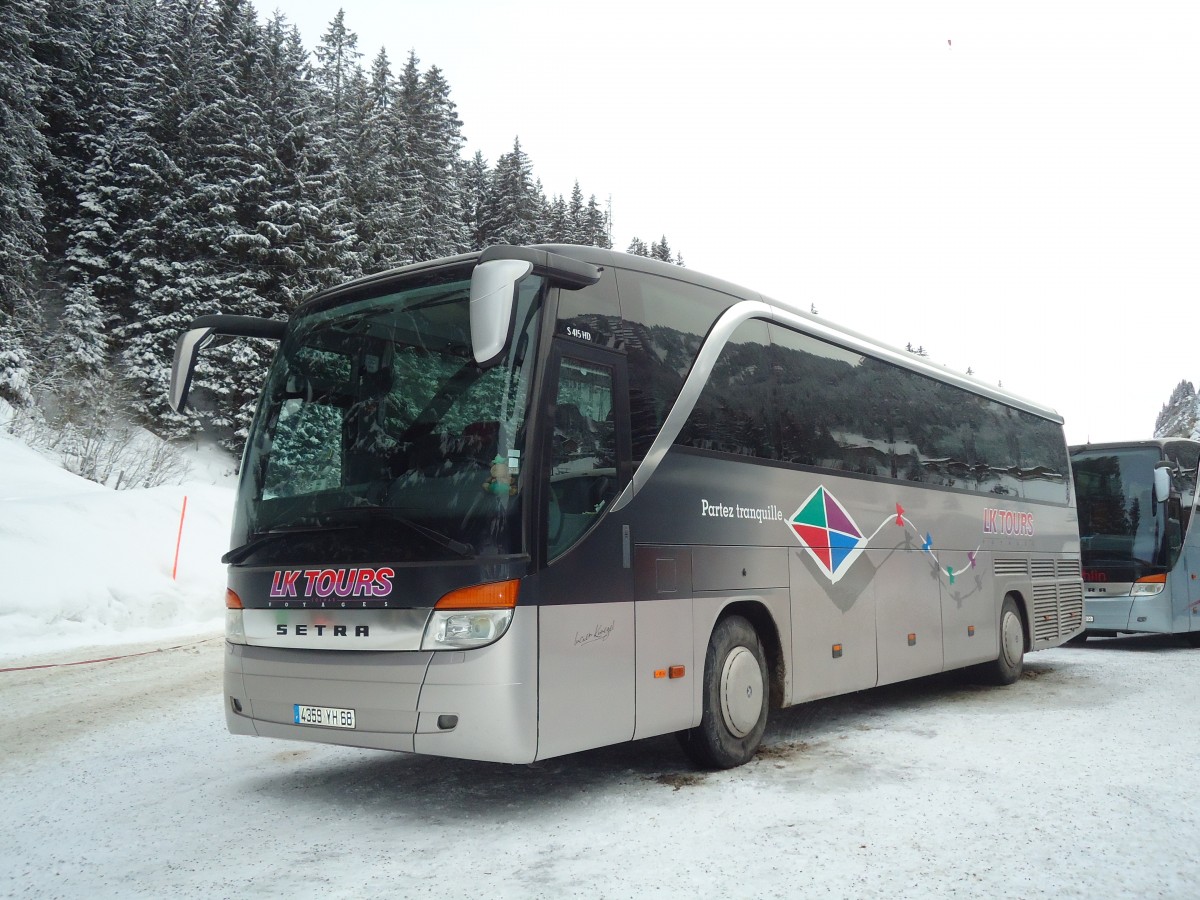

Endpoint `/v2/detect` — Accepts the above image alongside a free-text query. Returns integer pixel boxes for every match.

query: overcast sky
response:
[263,0,1199,445]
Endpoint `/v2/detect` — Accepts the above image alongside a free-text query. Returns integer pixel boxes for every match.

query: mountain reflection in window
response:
[676,319,1068,502]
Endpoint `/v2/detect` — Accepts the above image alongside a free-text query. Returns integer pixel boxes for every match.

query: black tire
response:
[975,595,1026,685]
[678,615,768,769]
[1182,632,1200,648]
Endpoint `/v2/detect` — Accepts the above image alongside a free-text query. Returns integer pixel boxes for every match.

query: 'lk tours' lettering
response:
[982,508,1034,537]
[269,567,395,599]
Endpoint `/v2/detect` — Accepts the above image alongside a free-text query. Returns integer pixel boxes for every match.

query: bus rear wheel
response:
[679,615,768,769]
[975,595,1025,685]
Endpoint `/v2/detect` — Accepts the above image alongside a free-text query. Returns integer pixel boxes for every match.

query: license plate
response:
[294,704,355,729]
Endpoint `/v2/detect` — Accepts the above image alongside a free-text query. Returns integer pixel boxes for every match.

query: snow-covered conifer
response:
[0,0,49,404]
[479,137,543,246]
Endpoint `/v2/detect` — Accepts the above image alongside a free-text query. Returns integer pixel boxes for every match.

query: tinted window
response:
[616,269,736,460]
[548,356,618,558]
[675,320,1068,502]
[554,267,623,351]
[677,319,775,458]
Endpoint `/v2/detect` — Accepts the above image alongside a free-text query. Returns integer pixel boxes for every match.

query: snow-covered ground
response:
[2,429,1200,898]
[0,429,232,662]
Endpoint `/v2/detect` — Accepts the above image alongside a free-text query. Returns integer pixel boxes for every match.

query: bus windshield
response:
[230,267,545,565]
[1072,447,1175,576]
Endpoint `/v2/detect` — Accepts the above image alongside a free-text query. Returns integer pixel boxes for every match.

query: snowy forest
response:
[0,0,682,464]
[1154,380,1200,442]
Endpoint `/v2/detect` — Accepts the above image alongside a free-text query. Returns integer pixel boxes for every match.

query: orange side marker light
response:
[668,665,685,679]
[435,579,519,609]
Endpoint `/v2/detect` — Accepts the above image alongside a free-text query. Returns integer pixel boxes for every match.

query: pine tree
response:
[480,137,543,246]
[627,237,649,257]
[368,55,417,270]
[312,8,361,154]
[544,193,568,243]
[566,181,585,244]
[335,47,389,271]
[30,0,99,283]
[0,0,49,404]
[58,0,160,397]
[203,4,356,447]
[403,60,469,261]
[460,150,490,249]
[110,0,234,430]
[583,194,611,248]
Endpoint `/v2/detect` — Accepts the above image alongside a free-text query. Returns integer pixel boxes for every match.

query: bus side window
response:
[615,268,735,461]
[548,357,617,558]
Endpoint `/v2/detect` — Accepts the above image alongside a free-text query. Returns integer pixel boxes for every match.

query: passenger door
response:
[534,341,636,759]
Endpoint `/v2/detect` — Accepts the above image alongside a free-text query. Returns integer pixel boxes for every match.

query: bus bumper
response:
[222,607,539,763]
[1084,594,1172,634]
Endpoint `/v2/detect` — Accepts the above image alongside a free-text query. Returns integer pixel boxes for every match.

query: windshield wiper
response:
[314,506,476,559]
[404,288,469,312]
[223,507,475,565]
[221,524,355,565]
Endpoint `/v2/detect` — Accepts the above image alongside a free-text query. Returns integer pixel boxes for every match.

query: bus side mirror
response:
[1153,463,1172,504]
[470,259,533,366]
[169,314,286,412]
[169,326,215,413]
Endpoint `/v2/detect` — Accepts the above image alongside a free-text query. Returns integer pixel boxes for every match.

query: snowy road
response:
[2,635,1199,899]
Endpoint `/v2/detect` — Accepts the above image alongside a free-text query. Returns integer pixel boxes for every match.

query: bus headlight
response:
[422,609,514,650]
[1131,574,1166,596]
[225,588,247,644]
[420,579,520,651]
[226,608,247,643]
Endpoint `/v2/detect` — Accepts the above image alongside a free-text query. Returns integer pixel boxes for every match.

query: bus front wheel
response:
[679,615,768,769]
[975,595,1025,685]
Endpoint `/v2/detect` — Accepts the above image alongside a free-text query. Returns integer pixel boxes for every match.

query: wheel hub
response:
[1001,609,1023,667]
[720,646,764,738]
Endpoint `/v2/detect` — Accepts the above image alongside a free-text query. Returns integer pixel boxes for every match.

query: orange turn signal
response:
[654,669,667,679]
[668,665,686,679]
[1135,574,1167,585]
[435,579,520,609]
[225,589,243,609]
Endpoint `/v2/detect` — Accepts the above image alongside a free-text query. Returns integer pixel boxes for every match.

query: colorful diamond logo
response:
[788,486,867,583]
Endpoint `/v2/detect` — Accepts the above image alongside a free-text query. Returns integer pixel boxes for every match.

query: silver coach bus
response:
[1070,439,1200,644]
[172,245,1083,768]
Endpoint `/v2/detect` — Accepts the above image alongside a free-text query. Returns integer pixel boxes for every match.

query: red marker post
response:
[172,495,188,581]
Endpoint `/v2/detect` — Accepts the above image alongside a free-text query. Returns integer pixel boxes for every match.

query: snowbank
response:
[0,430,235,662]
